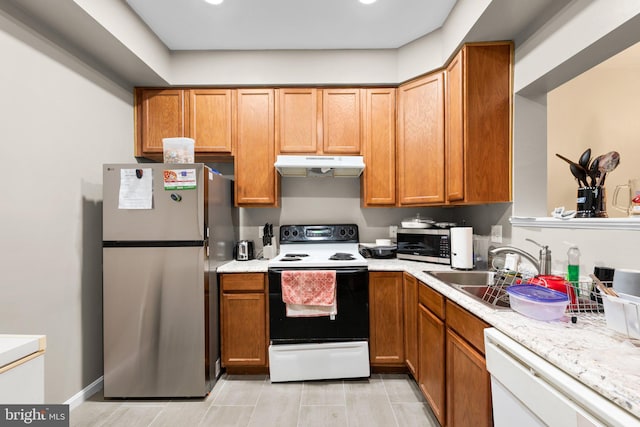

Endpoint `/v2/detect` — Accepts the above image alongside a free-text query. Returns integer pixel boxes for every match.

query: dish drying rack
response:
[483,266,606,320]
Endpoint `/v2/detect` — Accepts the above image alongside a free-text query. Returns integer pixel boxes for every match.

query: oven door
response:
[268,267,369,345]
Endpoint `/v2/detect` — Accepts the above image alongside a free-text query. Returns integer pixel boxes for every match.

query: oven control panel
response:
[280,224,359,243]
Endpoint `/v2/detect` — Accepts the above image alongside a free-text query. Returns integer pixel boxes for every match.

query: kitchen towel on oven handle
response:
[281,270,337,317]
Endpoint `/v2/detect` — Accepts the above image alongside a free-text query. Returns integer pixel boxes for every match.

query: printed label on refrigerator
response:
[163,169,197,190]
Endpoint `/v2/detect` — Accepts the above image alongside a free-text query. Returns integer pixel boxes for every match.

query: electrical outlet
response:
[258,226,264,238]
[491,225,502,243]
[389,225,398,238]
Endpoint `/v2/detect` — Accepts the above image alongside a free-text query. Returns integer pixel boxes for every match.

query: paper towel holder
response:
[450,226,474,270]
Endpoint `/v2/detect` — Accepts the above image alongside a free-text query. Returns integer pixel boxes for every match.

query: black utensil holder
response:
[576,186,607,218]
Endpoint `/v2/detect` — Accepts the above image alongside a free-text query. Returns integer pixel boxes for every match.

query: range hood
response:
[274,155,365,177]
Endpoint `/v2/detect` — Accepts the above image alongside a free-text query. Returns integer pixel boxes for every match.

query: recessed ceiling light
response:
[359,0,377,4]
[204,0,224,5]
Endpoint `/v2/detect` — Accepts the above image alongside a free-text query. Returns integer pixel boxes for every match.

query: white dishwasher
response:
[484,328,639,427]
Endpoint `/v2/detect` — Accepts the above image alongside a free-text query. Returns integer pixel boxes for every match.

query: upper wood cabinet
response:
[445,42,513,204]
[322,88,362,154]
[362,88,396,207]
[235,89,279,207]
[276,88,362,155]
[135,89,189,157]
[369,272,404,367]
[397,71,446,206]
[189,89,234,154]
[135,88,234,159]
[276,88,320,153]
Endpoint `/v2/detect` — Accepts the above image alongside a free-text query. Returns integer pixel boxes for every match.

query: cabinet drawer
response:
[445,300,489,355]
[419,282,445,319]
[221,273,265,292]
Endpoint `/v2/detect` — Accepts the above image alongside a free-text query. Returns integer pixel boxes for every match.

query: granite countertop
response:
[216,257,640,419]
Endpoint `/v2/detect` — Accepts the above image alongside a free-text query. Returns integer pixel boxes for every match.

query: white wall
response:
[0,9,135,403]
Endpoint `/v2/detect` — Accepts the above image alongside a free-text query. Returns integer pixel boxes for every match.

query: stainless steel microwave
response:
[396,228,450,264]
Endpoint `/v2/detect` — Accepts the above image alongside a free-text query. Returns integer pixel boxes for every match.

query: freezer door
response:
[103,246,207,398]
[103,164,205,242]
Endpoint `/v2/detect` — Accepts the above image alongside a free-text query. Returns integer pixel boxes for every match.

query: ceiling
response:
[125,0,458,50]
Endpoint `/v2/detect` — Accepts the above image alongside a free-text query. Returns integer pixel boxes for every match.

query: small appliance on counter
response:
[234,240,255,261]
[396,226,451,264]
[359,239,397,259]
[450,226,474,270]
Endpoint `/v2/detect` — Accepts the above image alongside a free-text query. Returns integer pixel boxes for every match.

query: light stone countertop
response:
[216,257,640,419]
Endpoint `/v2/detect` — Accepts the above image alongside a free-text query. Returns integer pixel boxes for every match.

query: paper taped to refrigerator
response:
[118,168,152,209]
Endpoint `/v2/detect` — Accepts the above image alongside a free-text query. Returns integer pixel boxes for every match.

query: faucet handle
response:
[526,238,552,275]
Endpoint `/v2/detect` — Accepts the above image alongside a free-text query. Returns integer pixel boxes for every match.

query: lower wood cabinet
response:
[418,283,446,426]
[369,272,404,367]
[445,300,492,427]
[220,273,268,369]
[403,273,418,377]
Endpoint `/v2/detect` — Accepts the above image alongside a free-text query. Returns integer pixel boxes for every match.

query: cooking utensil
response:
[569,163,588,187]
[578,148,591,169]
[587,156,600,187]
[556,153,590,186]
[555,153,588,172]
[597,151,620,186]
[590,273,618,297]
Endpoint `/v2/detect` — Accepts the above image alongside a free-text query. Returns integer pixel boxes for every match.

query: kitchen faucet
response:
[489,239,551,276]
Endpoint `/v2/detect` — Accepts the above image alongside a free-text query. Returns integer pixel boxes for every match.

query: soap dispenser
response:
[566,242,580,284]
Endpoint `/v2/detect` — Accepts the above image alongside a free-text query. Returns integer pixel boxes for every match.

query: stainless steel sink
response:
[426,270,511,310]
[426,270,496,286]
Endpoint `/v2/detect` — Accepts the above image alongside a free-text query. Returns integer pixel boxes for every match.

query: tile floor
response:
[70,374,439,427]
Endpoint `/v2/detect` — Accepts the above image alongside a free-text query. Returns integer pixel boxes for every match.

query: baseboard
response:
[64,376,103,410]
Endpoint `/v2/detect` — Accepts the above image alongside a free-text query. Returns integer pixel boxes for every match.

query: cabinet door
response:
[369,272,404,366]
[397,72,445,205]
[446,50,464,202]
[137,89,189,155]
[418,303,446,426]
[322,88,362,154]
[446,43,512,204]
[276,88,320,153]
[463,43,512,203]
[446,329,492,427]
[221,292,267,367]
[235,89,278,206]
[403,273,418,377]
[362,88,396,206]
[189,89,234,154]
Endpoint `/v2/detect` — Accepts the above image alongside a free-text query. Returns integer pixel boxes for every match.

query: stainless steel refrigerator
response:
[102,163,237,398]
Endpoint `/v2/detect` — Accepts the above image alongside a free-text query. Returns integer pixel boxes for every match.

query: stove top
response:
[268,224,367,268]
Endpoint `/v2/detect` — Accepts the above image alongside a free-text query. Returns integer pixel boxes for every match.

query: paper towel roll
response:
[450,227,474,270]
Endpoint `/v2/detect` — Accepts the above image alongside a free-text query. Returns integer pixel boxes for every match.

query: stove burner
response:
[329,252,356,261]
[284,253,309,257]
[280,257,303,262]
